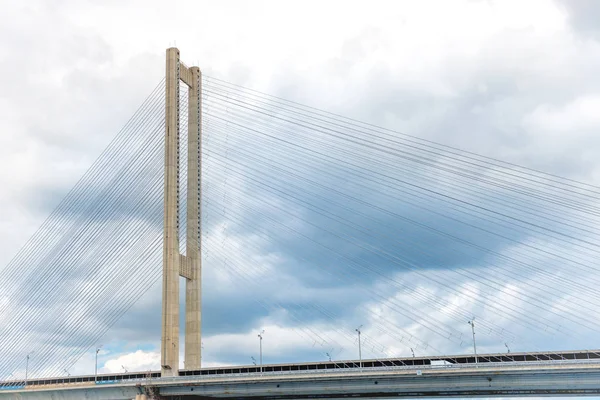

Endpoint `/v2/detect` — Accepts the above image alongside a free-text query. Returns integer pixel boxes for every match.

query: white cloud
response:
[103,350,160,374]
[524,95,600,135]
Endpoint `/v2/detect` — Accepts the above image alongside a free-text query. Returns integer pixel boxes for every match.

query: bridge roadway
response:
[1,350,600,399]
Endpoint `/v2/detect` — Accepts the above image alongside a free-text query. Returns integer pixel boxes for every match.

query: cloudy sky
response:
[2,0,600,391]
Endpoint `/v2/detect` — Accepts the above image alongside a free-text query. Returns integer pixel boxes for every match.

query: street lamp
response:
[505,343,510,354]
[355,325,363,369]
[410,348,415,358]
[251,356,257,366]
[326,352,332,362]
[258,330,265,373]
[95,345,102,383]
[25,352,33,386]
[121,365,128,373]
[467,318,478,364]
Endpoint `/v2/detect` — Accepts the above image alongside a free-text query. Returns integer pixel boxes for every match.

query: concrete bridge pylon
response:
[161,47,202,377]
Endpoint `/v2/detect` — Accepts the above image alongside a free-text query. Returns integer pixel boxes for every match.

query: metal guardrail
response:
[102,359,600,387]
[4,358,600,390]
[154,358,600,383]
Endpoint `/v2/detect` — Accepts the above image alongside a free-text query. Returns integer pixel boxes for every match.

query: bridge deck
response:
[1,349,600,400]
[2,358,600,399]
[2,349,599,387]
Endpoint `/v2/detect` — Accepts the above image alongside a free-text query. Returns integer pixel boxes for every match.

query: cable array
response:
[200,75,600,360]
[2,72,600,382]
[0,80,170,382]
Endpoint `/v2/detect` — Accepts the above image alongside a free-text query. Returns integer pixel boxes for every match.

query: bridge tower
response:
[161,47,202,377]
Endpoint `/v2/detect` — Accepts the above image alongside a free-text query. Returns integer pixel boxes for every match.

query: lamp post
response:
[505,343,510,354]
[258,330,265,373]
[25,352,33,386]
[251,356,257,366]
[468,318,478,364]
[355,325,363,369]
[326,352,332,362]
[95,345,102,383]
[410,348,415,358]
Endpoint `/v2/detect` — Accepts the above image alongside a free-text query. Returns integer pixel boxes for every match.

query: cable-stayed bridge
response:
[0,48,600,399]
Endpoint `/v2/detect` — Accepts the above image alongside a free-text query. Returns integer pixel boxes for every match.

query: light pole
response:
[251,356,257,366]
[468,318,478,364]
[25,352,33,386]
[326,352,332,362]
[505,343,510,354]
[95,345,102,383]
[258,330,265,373]
[121,365,128,373]
[410,348,415,358]
[355,325,363,369]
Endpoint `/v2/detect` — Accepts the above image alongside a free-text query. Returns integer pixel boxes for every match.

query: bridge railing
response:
[142,358,600,386]
[5,357,600,391]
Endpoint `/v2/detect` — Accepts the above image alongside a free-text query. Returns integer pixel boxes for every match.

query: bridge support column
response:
[161,48,202,376]
[184,66,202,369]
[161,47,181,377]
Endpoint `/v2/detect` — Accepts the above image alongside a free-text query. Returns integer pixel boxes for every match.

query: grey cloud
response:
[557,0,600,39]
